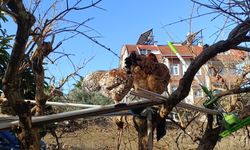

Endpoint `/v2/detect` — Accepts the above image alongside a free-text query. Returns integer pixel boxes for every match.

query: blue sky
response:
[68,1,221,72]
[3,0,228,92]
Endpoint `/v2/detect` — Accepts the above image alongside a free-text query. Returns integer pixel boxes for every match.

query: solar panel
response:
[136,29,154,45]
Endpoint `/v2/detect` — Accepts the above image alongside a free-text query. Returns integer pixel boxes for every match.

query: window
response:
[170,64,179,75]
[194,89,203,97]
[139,49,151,55]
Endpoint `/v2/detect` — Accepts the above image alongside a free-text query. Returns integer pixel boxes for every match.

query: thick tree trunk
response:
[2,1,53,149]
[197,115,221,150]
[197,127,220,150]
[2,1,35,149]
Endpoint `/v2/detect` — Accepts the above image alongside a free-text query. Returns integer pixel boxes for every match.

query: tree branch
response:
[228,17,250,39]
[2,0,36,149]
[215,85,250,99]
[163,17,250,117]
[232,46,250,52]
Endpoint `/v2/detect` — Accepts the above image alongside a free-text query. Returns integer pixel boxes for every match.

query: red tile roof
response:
[125,44,203,58]
[124,44,248,61]
[125,45,159,52]
[158,45,203,57]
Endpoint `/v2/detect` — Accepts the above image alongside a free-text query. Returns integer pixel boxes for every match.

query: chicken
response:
[125,52,170,94]
[84,68,133,103]
[84,52,170,103]
[84,53,171,138]
[125,52,171,141]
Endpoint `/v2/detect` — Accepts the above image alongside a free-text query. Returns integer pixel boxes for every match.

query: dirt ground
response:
[44,117,250,150]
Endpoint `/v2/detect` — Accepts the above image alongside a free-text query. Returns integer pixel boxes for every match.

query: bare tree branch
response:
[45,0,102,29]
[191,0,245,22]
[215,85,250,99]
[163,17,250,117]
[232,46,250,52]
[162,11,218,27]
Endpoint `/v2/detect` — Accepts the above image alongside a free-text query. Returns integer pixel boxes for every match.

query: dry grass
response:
[44,117,250,150]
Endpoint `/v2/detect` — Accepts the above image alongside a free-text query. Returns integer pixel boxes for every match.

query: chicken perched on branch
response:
[125,52,170,94]
[84,52,171,142]
[84,52,170,104]
[125,52,171,142]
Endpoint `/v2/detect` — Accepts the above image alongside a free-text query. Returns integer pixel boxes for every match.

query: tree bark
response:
[30,42,53,149]
[197,127,221,150]
[2,1,35,149]
[197,115,221,150]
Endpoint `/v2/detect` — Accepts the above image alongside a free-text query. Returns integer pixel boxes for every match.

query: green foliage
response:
[73,77,84,89]
[68,80,113,106]
[68,88,112,105]
[0,12,48,99]
[20,68,36,99]
[0,12,8,24]
[0,13,11,92]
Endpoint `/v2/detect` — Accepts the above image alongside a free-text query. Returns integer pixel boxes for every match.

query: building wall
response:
[163,57,206,104]
[119,45,129,68]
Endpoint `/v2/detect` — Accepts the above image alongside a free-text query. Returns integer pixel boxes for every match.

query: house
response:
[119,43,248,105]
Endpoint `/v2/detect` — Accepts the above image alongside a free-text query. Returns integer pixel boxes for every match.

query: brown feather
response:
[84,68,133,103]
[130,53,170,94]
